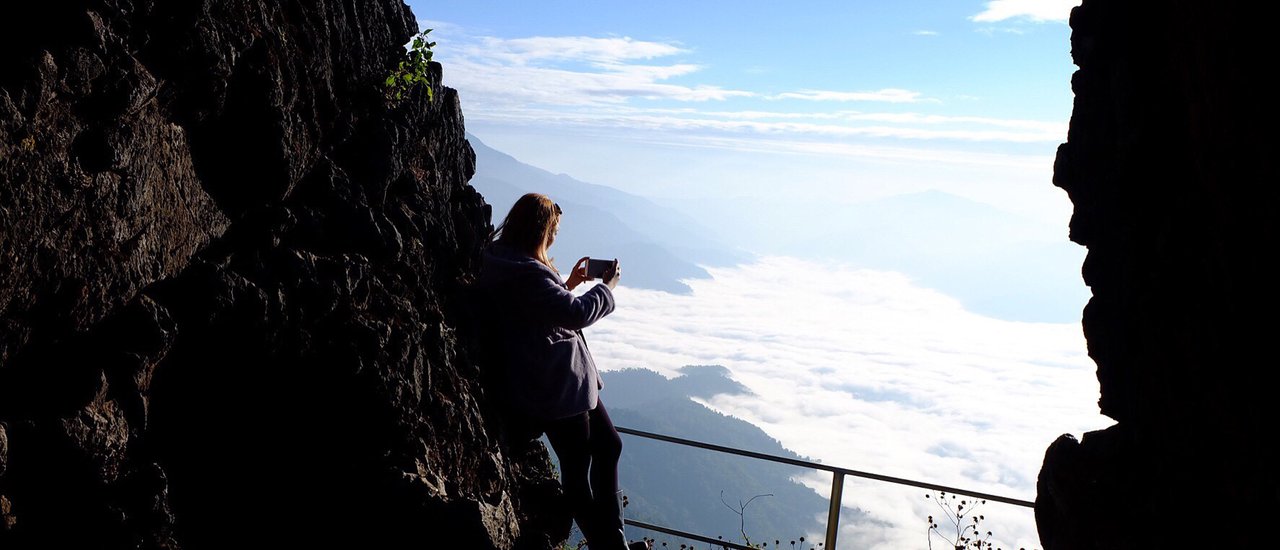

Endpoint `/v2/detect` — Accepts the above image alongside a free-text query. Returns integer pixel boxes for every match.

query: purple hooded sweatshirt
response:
[476,243,615,421]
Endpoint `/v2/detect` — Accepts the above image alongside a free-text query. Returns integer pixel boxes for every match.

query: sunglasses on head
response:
[553,203,562,215]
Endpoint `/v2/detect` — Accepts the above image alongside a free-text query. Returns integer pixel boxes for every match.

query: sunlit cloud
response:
[606,115,1059,142]
[462,105,1067,144]
[683,137,1056,169]
[541,107,1065,133]
[477,35,687,64]
[771,88,930,103]
[579,257,1111,549]
[444,61,749,105]
[913,30,940,36]
[971,0,1080,23]
[425,24,753,106]
[976,26,1030,36]
[427,20,1067,167]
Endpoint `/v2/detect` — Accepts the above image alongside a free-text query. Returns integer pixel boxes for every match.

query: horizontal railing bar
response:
[626,519,756,550]
[616,426,1034,508]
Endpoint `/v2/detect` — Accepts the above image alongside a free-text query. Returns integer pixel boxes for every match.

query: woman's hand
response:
[603,259,621,290]
[565,256,591,291]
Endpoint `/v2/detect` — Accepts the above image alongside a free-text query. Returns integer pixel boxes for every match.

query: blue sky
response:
[414,0,1075,117]
[408,0,1081,222]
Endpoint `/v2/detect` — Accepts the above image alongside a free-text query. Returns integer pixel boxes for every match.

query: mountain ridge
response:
[467,133,751,294]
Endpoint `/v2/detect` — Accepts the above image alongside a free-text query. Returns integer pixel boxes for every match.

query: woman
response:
[476,193,644,550]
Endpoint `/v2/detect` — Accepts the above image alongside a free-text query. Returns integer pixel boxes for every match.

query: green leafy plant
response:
[385,28,436,103]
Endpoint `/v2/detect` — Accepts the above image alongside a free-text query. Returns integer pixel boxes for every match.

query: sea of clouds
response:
[582,256,1113,550]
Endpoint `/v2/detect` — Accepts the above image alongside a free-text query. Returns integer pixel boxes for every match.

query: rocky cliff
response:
[1038,1,1280,547]
[0,2,564,548]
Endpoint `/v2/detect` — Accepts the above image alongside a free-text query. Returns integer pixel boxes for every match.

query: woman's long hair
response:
[493,193,561,272]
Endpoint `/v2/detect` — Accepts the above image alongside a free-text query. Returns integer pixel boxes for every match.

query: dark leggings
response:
[544,399,626,550]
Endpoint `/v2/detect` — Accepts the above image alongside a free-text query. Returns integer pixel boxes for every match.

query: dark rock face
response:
[1039,1,1280,547]
[1,2,563,549]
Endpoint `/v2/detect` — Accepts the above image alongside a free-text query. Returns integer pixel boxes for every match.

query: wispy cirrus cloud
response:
[428,21,1066,168]
[589,114,1059,142]
[477,35,687,64]
[444,61,748,105]
[771,88,931,103]
[425,23,753,106]
[463,104,1068,144]
[971,0,1080,23]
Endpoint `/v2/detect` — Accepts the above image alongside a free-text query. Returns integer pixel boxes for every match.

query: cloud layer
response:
[582,257,1111,549]
[971,0,1080,23]
[425,21,1069,152]
[434,31,750,105]
[771,88,931,103]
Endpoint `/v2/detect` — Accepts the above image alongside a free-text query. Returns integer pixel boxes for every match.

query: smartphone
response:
[586,258,615,279]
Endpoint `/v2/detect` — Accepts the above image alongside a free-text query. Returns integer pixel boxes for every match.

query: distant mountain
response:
[658,190,1089,323]
[467,131,1086,321]
[602,365,751,410]
[585,367,845,547]
[783,190,1088,323]
[467,134,750,293]
[544,366,889,549]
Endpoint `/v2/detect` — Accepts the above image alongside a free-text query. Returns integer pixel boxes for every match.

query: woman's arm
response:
[526,270,615,330]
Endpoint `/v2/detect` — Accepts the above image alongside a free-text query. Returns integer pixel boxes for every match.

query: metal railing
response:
[615,426,1035,550]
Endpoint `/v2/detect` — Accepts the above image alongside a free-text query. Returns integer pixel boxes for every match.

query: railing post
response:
[825,472,844,550]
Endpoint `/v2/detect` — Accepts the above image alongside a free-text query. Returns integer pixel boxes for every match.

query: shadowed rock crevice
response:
[1,2,564,548]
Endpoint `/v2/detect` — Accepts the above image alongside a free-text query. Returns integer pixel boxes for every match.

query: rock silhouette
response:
[1039,0,1280,548]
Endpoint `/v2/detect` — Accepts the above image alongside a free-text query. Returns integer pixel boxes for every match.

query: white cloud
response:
[976,26,1030,36]
[840,111,1065,132]
[416,19,464,35]
[912,30,940,36]
[672,137,1057,169]
[523,106,1065,133]
[579,257,1110,550]
[429,20,1069,162]
[462,106,1068,144]
[429,28,752,106]
[971,0,1080,23]
[481,35,687,64]
[772,88,930,103]
[611,115,1057,142]
[444,60,749,105]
